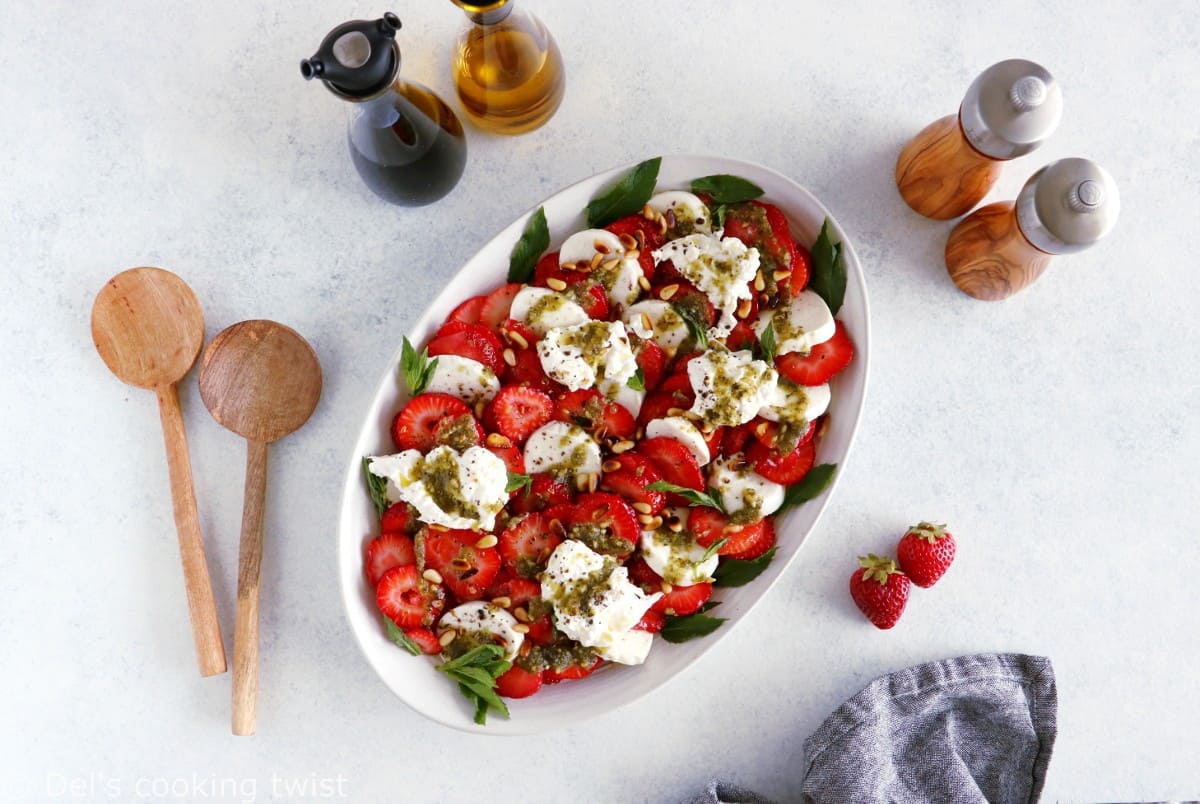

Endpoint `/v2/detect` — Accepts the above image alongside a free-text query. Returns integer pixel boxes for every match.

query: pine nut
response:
[612,439,635,453]
[658,283,679,301]
[590,252,605,270]
[602,459,622,473]
[491,596,512,609]
[546,277,567,291]
[508,330,529,350]
[594,239,612,254]
[737,298,752,319]
[486,433,512,449]
[773,269,792,283]
[438,630,457,647]
[512,623,530,634]
[754,271,766,292]
[475,534,498,549]
[637,275,651,291]
[423,568,443,585]
[632,501,653,514]
[660,582,674,595]
[618,233,638,251]
[639,312,653,333]
[637,513,655,526]
[503,348,517,367]
[513,606,530,623]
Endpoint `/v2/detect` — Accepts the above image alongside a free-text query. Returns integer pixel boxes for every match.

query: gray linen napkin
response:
[687,653,1057,804]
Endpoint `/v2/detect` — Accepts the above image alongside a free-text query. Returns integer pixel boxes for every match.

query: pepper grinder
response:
[896,59,1063,220]
[945,158,1119,300]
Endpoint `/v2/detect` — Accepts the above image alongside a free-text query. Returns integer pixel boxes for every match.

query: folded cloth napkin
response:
[687,653,1057,804]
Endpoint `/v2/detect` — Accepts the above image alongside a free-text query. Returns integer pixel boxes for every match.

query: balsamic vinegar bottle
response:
[302,13,467,206]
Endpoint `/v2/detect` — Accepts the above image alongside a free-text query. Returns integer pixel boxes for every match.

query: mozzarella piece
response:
[421,354,500,405]
[651,233,759,338]
[437,602,525,661]
[639,508,719,587]
[612,382,645,420]
[708,454,785,521]
[759,378,831,423]
[559,229,644,309]
[559,229,625,266]
[645,416,710,466]
[624,300,691,356]
[536,320,638,395]
[523,421,603,477]
[541,540,662,665]
[509,286,590,335]
[755,290,836,355]
[367,446,509,531]
[647,191,712,235]
[687,348,778,427]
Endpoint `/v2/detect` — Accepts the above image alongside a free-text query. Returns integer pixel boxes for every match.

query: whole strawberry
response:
[849,554,910,629]
[896,522,956,588]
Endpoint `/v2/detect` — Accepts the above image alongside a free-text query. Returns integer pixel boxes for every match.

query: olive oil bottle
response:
[451,0,565,135]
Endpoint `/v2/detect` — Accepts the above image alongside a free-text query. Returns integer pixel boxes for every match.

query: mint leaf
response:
[436,644,512,725]
[755,322,777,363]
[672,303,709,350]
[384,617,422,656]
[713,546,778,588]
[808,219,847,314]
[508,206,550,284]
[362,457,390,518]
[690,174,764,205]
[627,367,646,392]
[645,481,725,513]
[506,471,533,494]
[586,157,662,228]
[777,463,837,514]
[400,337,438,397]
[712,204,728,229]
[700,537,728,563]
[660,610,726,643]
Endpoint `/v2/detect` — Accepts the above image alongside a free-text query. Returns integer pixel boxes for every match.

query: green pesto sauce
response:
[567,522,631,557]
[516,633,599,674]
[526,596,554,622]
[770,305,808,349]
[650,526,708,585]
[560,321,613,382]
[681,250,740,299]
[665,207,708,240]
[421,450,476,520]
[694,351,771,427]
[729,487,764,526]
[434,414,480,452]
[770,377,810,453]
[440,629,497,661]
[544,428,593,476]
[516,556,543,580]
[528,291,569,329]
[551,554,617,617]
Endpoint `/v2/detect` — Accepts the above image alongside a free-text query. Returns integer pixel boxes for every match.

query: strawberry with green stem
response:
[849,554,910,630]
[897,522,956,588]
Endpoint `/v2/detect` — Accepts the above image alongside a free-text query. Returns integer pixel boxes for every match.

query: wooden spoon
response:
[90,267,227,677]
[198,320,322,736]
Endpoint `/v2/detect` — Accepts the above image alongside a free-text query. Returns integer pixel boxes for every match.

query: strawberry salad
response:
[361,162,855,723]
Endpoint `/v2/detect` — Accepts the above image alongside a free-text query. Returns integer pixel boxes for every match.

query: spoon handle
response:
[232,438,268,736]
[155,385,228,677]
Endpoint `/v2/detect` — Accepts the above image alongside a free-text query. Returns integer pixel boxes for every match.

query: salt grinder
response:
[944,158,1120,300]
[896,59,1063,220]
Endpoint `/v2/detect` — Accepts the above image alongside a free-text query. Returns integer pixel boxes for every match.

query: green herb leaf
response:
[755,321,777,364]
[672,303,709,350]
[508,206,550,284]
[645,481,726,513]
[627,367,646,392]
[506,471,533,494]
[808,219,847,314]
[777,463,837,514]
[712,204,728,229]
[362,457,390,519]
[400,337,439,397]
[436,644,512,725]
[660,610,726,643]
[384,617,422,656]
[700,537,728,563]
[585,157,662,228]
[713,546,778,587]
[690,174,764,205]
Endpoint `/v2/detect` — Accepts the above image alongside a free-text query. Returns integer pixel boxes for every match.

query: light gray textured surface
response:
[1,1,1196,801]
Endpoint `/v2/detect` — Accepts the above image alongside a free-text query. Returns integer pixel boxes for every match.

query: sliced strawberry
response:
[634,337,667,392]
[499,318,539,348]
[551,388,636,440]
[790,242,812,295]
[533,250,571,287]
[543,656,602,684]
[391,393,473,452]
[775,321,855,387]
[747,436,816,486]
[726,320,758,350]
[604,213,663,282]
[664,282,716,327]
[721,421,755,457]
[633,608,665,633]
[498,511,565,578]
[376,565,441,628]
[482,433,525,474]
[447,295,487,325]
[485,385,554,444]
[479,283,524,330]
[490,577,541,609]
[501,345,562,396]
[626,555,665,592]
[571,282,610,320]
[599,453,666,515]
[636,437,705,505]
[723,201,800,300]
[433,411,485,451]
[423,528,502,601]
[509,472,574,514]
[496,663,543,698]
[402,626,442,655]
[750,417,816,452]
[365,532,417,587]
[380,501,419,535]
[567,493,640,558]
[636,374,696,427]
[690,508,776,559]
[652,581,713,617]
[427,323,504,374]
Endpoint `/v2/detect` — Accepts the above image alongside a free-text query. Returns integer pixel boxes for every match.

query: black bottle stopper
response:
[300,13,402,98]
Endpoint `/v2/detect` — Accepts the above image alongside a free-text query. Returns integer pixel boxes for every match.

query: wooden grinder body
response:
[896,114,1004,220]
[945,201,1054,300]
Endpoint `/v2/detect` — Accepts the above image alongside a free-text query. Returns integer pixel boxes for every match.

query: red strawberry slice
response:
[723,201,800,297]
[499,318,539,348]
[498,511,565,578]
[401,626,442,655]
[567,493,640,558]
[479,283,524,330]
[496,663,543,698]
[365,532,417,587]
[423,528,502,602]
[636,374,696,427]
[501,346,562,396]
[376,565,441,628]
[490,577,542,609]
[509,473,574,514]
[652,581,713,617]
[391,393,473,452]
[633,609,665,633]
[626,555,664,592]
[380,501,419,535]
[747,436,816,486]
[604,213,663,282]
[551,388,636,440]
[447,295,487,325]
[750,417,816,452]
[659,282,715,327]
[572,282,610,320]
[790,242,812,295]
[533,250,572,288]
[689,507,775,558]
[543,657,602,684]
[636,437,705,505]
[720,421,755,457]
[775,321,855,387]
[433,411,485,450]
[726,320,758,351]
[599,452,666,515]
[485,385,554,444]
[634,337,667,392]
[482,433,525,474]
[427,323,505,374]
